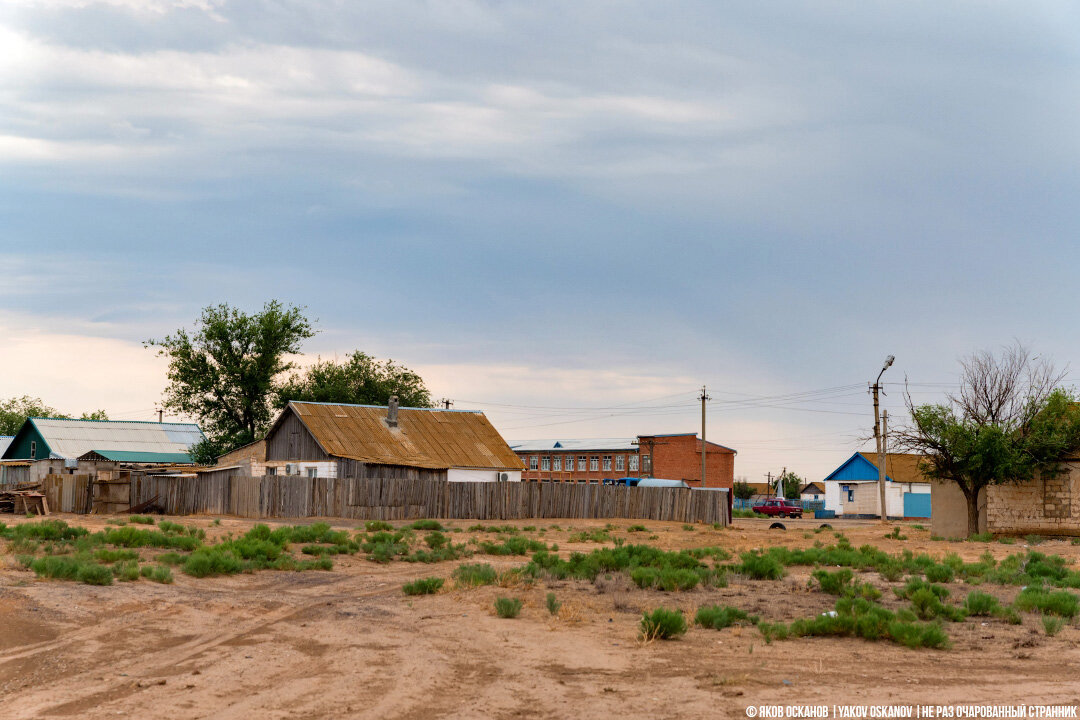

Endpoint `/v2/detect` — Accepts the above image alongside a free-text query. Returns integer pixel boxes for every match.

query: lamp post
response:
[872,355,895,521]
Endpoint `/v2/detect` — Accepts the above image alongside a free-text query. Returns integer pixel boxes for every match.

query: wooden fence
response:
[40,474,729,525]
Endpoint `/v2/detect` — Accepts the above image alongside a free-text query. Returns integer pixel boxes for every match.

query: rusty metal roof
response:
[284,402,525,471]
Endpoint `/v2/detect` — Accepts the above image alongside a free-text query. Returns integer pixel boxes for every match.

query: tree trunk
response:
[965,491,981,537]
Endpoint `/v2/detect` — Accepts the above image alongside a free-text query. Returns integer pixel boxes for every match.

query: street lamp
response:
[873,355,894,521]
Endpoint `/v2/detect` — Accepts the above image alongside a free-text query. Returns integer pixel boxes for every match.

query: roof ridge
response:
[287,400,481,414]
[30,416,201,427]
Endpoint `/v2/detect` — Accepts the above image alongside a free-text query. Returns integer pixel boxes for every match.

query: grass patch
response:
[627,525,648,533]
[403,577,444,595]
[494,597,523,618]
[884,528,907,541]
[546,592,561,615]
[640,608,687,640]
[759,597,951,649]
[1042,616,1065,636]
[969,532,994,542]
[1014,588,1079,618]
[478,536,547,556]
[365,520,394,532]
[732,508,756,519]
[409,519,444,531]
[737,552,785,580]
[695,605,758,630]
[453,563,498,587]
[128,515,155,525]
[567,529,612,543]
[963,590,1002,616]
[140,564,174,584]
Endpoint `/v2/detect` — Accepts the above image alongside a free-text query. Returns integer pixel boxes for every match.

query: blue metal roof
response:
[823,452,894,483]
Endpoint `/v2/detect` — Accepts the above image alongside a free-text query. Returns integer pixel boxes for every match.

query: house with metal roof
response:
[261,398,524,482]
[822,452,931,518]
[1,417,205,467]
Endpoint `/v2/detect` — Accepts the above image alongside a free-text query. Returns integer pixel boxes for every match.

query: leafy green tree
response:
[80,410,109,422]
[147,301,315,459]
[732,479,755,500]
[276,352,433,409]
[896,344,1080,536]
[779,471,804,499]
[0,396,63,435]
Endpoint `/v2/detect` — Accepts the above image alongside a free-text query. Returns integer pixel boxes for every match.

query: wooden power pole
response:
[699,385,710,488]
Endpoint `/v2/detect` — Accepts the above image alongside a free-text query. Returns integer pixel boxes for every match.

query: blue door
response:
[903,492,931,518]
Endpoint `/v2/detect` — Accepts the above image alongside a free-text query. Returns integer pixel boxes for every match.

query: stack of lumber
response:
[0,483,49,515]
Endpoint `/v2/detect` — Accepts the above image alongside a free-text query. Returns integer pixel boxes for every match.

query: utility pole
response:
[440,398,453,410]
[156,406,163,423]
[872,355,895,522]
[699,385,710,488]
[765,471,774,497]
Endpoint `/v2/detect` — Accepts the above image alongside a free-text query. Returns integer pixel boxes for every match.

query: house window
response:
[642,454,651,473]
[266,467,277,476]
[589,457,599,471]
[628,455,639,472]
[306,467,318,478]
[615,455,625,471]
[552,456,562,471]
[602,456,612,471]
[529,456,538,470]
[541,457,550,471]
[844,486,854,503]
[30,441,36,460]
[578,456,587,471]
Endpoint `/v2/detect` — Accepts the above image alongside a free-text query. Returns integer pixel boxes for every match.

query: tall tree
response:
[0,397,109,435]
[895,343,1080,536]
[732,479,755,500]
[779,471,804,500]
[147,301,315,459]
[276,351,433,409]
[0,396,63,435]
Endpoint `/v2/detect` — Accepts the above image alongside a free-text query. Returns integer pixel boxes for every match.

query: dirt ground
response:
[2,515,1079,720]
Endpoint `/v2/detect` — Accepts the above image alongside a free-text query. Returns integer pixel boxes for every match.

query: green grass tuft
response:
[403,577,444,595]
[128,515,155,525]
[639,608,687,640]
[546,592,561,615]
[494,597,523,618]
[695,605,758,630]
[452,563,498,587]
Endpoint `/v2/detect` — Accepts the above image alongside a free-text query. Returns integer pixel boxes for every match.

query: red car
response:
[751,498,804,518]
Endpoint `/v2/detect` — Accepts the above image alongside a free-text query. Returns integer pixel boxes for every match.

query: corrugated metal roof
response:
[0,437,12,457]
[509,438,638,452]
[285,402,524,471]
[857,452,929,485]
[78,450,195,464]
[29,418,204,460]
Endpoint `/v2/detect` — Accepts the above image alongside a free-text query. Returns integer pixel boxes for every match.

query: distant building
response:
[511,433,735,489]
[0,417,205,482]
[800,482,826,503]
[260,399,524,482]
[822,452,931,518]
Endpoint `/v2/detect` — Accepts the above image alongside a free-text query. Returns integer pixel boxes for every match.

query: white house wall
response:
[448,468,522,483]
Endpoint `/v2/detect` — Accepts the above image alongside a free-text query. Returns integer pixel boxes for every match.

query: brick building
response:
[511,433,735,489]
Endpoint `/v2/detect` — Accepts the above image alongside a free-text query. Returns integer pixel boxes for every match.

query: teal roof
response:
[80,450,194,464]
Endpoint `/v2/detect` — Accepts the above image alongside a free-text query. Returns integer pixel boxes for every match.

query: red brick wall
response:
[516,435,735,488]
[644,434,735,489]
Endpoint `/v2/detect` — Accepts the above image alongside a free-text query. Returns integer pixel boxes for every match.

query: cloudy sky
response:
[2,1,1079,482]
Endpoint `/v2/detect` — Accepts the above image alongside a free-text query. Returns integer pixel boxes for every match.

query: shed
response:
[263,399,524,482]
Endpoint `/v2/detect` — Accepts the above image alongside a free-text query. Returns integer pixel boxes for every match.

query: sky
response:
[2,1,1080,483]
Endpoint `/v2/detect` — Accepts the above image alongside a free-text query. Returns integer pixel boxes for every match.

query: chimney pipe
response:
[387,395,399,427]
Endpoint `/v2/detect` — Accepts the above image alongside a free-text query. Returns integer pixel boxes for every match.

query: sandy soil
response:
[1,515,1079,719]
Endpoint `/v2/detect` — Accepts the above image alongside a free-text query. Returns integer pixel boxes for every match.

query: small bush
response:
[403,577,444,595]
[895,578,950,601]
[495,597,523,618]
[1014,588,1079,618]
[910,588,967,622]
[76,563,114,586]
[738,552,785,580]
[182,548,244,578]
[682,524,695,532]
[128,515,155,525]
[479,536,547,556]
[140,565,174,584]
[812,568,854,595]
[1024,534,1045,546]
[887,620,950,649]
[113,561,141,582]
[453,563,498,587]
[157,552,185,566]
[695,605,758,630]
[656,567,700,592]
[924,564,954,583]
[410,520,444,531]
[627,525,648,533]
[365,520,394,532]
[1042,616,1065,637]
[567,529,612,543]
[94,548,139,564]
[546,592,561,615]
[640,608,687,640]
[969,532,993,542]
[884,528,907,541]
[963,591,1001,616]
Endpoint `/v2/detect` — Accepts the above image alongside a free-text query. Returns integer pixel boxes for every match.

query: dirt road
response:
[2,516,1078,719]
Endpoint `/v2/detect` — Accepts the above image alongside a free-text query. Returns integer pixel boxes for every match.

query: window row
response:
[527,454,641,473]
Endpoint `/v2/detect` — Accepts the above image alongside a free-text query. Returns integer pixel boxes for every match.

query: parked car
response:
[751,498,803,518]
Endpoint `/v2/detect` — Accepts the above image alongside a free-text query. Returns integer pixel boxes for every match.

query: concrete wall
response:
[930,479,986,537]
[984,462,1080,536]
